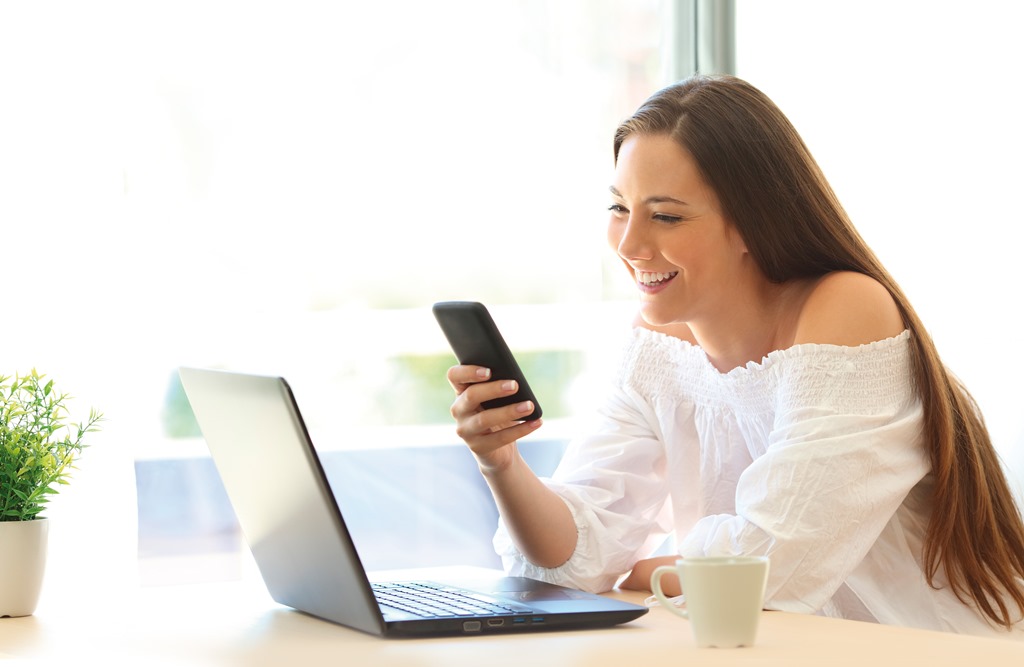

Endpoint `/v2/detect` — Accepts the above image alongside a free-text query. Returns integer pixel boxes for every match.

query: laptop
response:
[177,367,648,637]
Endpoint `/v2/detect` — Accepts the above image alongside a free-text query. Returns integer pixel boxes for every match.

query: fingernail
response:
[476,368,491,379]
[502,380,518,392]
[515,401,533,414]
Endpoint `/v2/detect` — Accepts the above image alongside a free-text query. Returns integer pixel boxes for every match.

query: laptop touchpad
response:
[490,577,599,602]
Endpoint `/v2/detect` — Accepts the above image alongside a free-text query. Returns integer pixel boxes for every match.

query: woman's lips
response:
[636,270,678,294]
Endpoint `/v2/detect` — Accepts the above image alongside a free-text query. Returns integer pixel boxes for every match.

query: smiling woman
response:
[444,73,1024,638]
[608,80,1024,633]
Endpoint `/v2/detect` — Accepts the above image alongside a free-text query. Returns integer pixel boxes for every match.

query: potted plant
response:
[0,369,102,617]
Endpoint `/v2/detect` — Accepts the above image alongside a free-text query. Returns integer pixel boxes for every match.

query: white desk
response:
[2,568,1023,665]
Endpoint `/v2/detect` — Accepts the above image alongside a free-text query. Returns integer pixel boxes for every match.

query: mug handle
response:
[650,565,688,619]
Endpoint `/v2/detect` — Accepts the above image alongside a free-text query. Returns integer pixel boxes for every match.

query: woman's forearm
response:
[620,555,681,595]
[482,450,578,568]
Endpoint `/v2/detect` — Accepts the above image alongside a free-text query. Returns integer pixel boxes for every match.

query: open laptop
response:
[178,367,648,637]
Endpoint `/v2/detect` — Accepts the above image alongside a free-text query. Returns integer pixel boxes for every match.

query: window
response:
[1,0,674,587]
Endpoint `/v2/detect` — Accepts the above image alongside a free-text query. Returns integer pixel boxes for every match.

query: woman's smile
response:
[635,270,679,294]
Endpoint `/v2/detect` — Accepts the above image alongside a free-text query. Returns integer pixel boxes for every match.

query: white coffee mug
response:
[650,556,769,648]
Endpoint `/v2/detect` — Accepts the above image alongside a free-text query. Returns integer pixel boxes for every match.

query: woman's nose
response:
[614,217,653,262]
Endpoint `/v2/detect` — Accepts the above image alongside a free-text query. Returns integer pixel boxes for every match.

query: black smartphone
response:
[432,301,542,421]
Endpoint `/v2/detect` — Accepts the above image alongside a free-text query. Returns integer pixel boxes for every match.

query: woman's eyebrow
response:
[609,185,689,206]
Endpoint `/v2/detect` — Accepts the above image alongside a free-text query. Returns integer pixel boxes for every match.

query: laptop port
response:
[487,618,505,627]
[463,621,482,632]
[531,617,546,624]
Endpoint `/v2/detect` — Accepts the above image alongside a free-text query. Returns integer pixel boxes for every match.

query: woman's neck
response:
[675,276,819,373]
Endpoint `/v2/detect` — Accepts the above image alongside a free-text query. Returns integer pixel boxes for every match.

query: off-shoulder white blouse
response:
[495,327,1024,638]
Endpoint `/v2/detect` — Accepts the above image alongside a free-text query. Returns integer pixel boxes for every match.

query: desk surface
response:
[2,567,1023,665]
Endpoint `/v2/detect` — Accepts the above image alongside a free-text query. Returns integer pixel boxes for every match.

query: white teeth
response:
[637,271,678,285]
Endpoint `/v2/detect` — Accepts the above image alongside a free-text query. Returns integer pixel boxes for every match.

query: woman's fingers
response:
[451,377,520,416]
[454,396,537,438]
[460,416,542,453]
[447,365,491,394]
[445,364,542,470]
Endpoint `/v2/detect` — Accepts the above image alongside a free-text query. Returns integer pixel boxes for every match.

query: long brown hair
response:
[614,75,1024,629]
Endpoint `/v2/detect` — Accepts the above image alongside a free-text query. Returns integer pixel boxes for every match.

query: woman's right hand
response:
[446,364,543,474]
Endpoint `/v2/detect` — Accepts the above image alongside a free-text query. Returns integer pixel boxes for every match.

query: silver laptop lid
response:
[178,367,384,635]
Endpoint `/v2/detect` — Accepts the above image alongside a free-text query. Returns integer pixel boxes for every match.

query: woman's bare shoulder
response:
[792,271,905,347]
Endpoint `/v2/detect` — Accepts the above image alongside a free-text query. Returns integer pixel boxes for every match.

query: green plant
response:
[0,370,103,521]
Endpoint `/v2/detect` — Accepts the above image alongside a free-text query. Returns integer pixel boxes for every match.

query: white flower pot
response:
[0,518,49,617]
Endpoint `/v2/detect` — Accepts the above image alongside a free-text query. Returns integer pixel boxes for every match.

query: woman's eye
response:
[653,214,683,223]
[607,204,628,215]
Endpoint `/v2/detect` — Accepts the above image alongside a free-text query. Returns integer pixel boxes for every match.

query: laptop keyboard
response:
[373,582,532,618]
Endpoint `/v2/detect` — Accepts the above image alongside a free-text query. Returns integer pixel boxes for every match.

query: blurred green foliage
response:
[161,350,585,438]
[380,350,585,426]
[162,374,203,438]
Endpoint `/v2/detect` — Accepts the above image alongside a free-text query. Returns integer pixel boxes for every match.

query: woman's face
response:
[607,133,750,328]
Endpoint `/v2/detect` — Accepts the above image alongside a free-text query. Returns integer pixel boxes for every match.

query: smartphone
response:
[432,301,542,421]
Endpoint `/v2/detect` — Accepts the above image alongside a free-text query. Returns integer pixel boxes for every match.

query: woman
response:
[446,75,1024,636]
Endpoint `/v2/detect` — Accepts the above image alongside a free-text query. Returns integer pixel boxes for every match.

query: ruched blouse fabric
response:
[494,327,1023,637]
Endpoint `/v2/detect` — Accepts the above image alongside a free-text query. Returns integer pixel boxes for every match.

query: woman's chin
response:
[637,304,682,328]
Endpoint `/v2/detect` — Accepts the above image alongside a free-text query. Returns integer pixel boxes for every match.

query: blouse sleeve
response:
[493,377,674,593]
[676,337,931,614]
